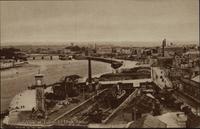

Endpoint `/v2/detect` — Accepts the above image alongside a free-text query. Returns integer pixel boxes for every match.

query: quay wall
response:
[0,62,14,69]
[0,61,27,70]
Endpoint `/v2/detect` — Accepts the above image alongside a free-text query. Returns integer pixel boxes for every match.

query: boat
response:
[58,54,72,60]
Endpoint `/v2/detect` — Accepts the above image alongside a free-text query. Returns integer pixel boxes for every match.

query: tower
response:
[34,73,46,118]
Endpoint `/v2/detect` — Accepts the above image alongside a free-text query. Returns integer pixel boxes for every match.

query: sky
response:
[0,0,199,45]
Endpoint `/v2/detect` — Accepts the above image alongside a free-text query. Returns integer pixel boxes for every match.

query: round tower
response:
[34,73,46,118]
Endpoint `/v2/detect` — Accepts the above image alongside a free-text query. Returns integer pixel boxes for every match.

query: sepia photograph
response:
[0,0,199,128]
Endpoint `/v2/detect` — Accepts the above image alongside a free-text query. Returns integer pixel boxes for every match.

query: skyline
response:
[0,0,199,46]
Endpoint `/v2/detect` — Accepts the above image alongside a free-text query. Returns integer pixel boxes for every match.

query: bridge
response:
[28,54,58,60]
[27,54,123,68]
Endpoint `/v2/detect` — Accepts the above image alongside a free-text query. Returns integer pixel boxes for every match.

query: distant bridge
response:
[28,54,58,60]
[28,54,124,70]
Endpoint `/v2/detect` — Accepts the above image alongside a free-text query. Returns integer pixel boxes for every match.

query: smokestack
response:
[88,57,92,83]
[162,39,166,57]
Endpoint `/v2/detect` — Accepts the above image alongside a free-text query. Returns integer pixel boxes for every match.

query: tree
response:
[0,47,20,59]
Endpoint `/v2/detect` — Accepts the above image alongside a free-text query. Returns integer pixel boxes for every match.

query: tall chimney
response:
[88,57,92,83]
[162,39,166,57]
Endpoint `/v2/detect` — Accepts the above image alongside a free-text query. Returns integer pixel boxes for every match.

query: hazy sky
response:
[0,0,199,45]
